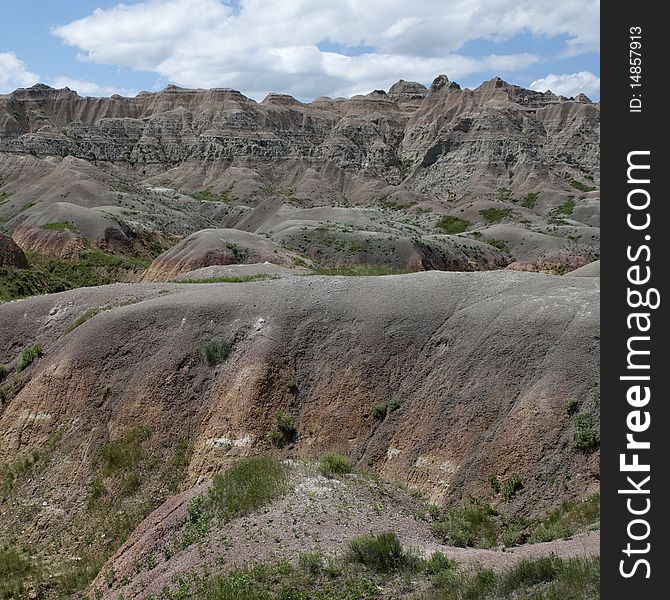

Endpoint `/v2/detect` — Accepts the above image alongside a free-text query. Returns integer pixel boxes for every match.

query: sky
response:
[0,0,600,101]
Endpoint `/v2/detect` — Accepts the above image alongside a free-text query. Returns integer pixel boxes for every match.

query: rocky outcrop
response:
[0,233,29,268]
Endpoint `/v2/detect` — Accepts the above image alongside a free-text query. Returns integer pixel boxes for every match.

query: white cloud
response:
[530,71,600,100]
[52,0,599,100]
[48,76,137,97]
[0,52,39,93]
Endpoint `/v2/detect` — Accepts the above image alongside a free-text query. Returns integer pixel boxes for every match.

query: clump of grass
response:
[17,345,43,371]
[98,427,151,477]
[0,365,7,382]
[573,412,599,452]
[431,498,501,548]
[65,307,103,333]
[285,375,298,392]
[436,215,470,234]
[378,195,415,210]
[312,265,410,276]
[0,547,39,600]
[552,197,577,218]
[268,411,297,447]
[319,453,352,477]
[346,532,408,573]
[529,493,600,543]
[208,457,287,520]
[178,274,276,284]
[482,237,510,253]
[480,208,513,223]
[201,340,232,366]
[40,221,78,232]
[372,397,400,420]
[569,179,596,193]
[190,188,233,203]
[500,474,523,501]
[521,192,539,208]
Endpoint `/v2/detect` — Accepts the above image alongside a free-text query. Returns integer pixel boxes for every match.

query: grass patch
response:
[312,265,410,276]
[40,221,78,232]
[208,457,287,520]
[319,453,352,477]
[190,188,234,203]
[0,547,38,600]
[372,397,400,420]
[17,344,43,371]
[98,427,151,477]
[378,195,415,210]
[529,494,600,543]
[268,411,297,447]
[500,474,523,501]
[65,307,104,333]
[551,197,577,219]
[0,365,7,382]
[480,208,513,223]
[569,179,596,193]
[482,237,510,253]
[436,215,470,234]
[431,498,502,548]
[201,340,232,366]
[572,412,600,452]
[178,274,276,284]
[521,192,539,208]
[0,191,14,204]
[347,532,410,573]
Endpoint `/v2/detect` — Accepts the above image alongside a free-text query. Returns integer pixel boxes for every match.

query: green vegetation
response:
[190,188,234,203]
[480,207,513,223]
[0,547,38,600]
[311,265,409,277]
[40,221,78,232]
[398,157,413,178]
[0,365,6,382]
[1,249,151,302]
[573,412,600,452]
[201,340,232,366]
[0,191,14,204]
[553,197,576,217]
[521,192,539,208]
[372,397,400,420]
[177,274,276,284]
[346,532,411,573]
[436,215,470,234]
[319,453,352,477]
[99,426,151,477]
[285,375,298,392]
[268,411,297,447]
[569,179,596,193]
[17,344,43,371]
[482,237,510,253]
[65,307,104,333]
[208,457,287,520]
[430,493,600,549]
[500,474,523,501]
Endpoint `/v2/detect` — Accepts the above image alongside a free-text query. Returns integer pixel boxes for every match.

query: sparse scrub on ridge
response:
[572,412,599,452]
[65,307,104,333]
[17,345,43,371]
[190,188,234,203]
[482,237,510,253]
[480,207,513,223]
[552,197,577,218]
[436,215,470,234]
[268,411,297,447]
[311,265,410,276]
[521,192,539,208]
[208,457,288,520]
[40,221,78,232]
[177,274,276,284]
[319,453,352,477]
[569,179,596,193]
[201,340,232,366]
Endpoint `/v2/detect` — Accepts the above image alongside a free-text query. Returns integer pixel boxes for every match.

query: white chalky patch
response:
[207,435,251,449]
[386,447,401,459]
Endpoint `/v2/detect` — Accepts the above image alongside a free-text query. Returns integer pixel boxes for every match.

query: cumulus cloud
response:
[0,52,39,92]
[48,76,137,97]
[530,71,600,99]
[52,0,599,99]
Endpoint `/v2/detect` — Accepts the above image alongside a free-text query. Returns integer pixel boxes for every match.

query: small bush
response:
[347,532,405,573]
[372,397,400,420]
[436,215,470,234]
[269,411,297,447]
[98,427,150,476]
[573,412,599,451]
[431,498,501,548]
[17,345,43,371]
[298,551,324,575]
[0,365,7,382]
[319,453,352,477]
[521,192,539,208]
[201,340,232,366]
[501,475,523,501]
[208,457,287,520]
[489,475,501,494]
[423,551,455,576]
[480,208,512,223]
[285,376,298,392]
[569,179,596,193]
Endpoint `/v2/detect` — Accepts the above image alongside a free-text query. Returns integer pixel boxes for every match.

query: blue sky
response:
[0,0,600,101]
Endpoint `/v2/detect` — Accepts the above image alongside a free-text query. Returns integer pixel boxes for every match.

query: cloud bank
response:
[530,71,600,99]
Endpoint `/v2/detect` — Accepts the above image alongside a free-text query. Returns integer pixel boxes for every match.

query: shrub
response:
[480,208,512,223]
[521,192,539,208]
[347,532,405,573]
[285,376,298,392]
[489,475,501,494]
[319,453,352,477]
[66,307,103,333]
[208,457,287,520]
[17,345,43,371]
[528,493,600,543]
[98,427,150,476]
[501,475,523,501]
[569,179,596,193]
[201,340,232,366]
[269,411,297,447]
[436,215,470,234]
[431,498,501,548]
[298,551,324,575]
[0,365,7,382]
[552,197,577,218]
[372,397,400,420]
[573,412,599,451]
